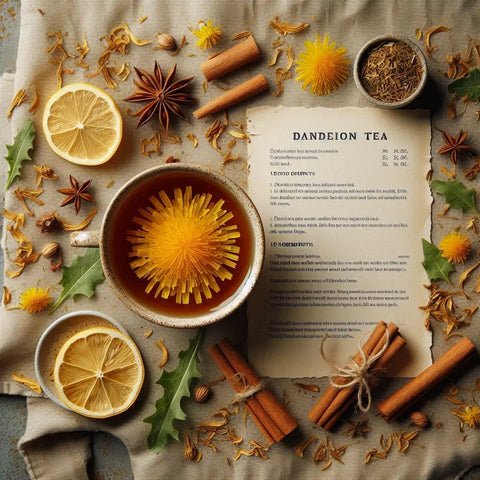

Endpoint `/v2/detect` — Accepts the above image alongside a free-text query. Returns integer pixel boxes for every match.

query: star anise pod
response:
[342,419,371,438]
[124,61,195,131]
[57,175,93,214]
[438,129,475,164]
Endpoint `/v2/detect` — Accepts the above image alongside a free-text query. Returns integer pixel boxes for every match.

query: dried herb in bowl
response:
[354,36,427,107]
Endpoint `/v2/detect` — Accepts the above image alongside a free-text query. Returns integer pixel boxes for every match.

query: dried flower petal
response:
[141,133,162,157]
[293,382,320,392]
[34,164,58,187]
[7,89,27,118]
[295,436,318,457]
[424,25,451,58]
[75,34,90,69]
[3,286,12,306]
[155,339,169,367]
[269,16,309,35]
[185,132,198,148]
[11,373,42,394]
[14,188,44,217]
[61,208,98,231]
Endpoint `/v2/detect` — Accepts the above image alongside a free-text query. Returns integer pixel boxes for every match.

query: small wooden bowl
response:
[353,35,428,108]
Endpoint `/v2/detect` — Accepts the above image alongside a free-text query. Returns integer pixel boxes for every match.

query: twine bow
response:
[230,372,265,403]
[320,329,390,412]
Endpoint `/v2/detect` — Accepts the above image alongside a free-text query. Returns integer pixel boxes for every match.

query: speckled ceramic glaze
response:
[96,163,265,328]
[353,35,428,108]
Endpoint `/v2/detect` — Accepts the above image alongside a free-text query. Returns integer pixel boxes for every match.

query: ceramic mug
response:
[71,163,265,328]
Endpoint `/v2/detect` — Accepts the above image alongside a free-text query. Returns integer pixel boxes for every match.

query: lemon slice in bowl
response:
[53,327,144,418]
[43,83,123,166]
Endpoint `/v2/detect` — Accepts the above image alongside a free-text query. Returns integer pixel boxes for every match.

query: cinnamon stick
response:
[201,35,262,82]
[377,337,476,422]
[208,339,297,444]
[322,333,407,430]
[308,321,388,425]
[315,323,401,429]
[193,74,268,119]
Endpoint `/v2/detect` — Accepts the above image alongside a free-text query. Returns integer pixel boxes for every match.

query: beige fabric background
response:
[1,1,480,478]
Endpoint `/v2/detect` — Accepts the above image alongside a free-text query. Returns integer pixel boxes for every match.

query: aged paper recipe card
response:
[247,106,431,378]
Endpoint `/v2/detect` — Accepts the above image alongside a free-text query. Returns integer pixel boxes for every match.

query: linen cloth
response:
[1,1,480,478]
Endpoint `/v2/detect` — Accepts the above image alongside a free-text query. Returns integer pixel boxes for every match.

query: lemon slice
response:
[43,83,123,166]
[53,327,144,418]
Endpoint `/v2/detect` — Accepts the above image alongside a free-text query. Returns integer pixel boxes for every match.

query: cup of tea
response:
[71,163,265,328]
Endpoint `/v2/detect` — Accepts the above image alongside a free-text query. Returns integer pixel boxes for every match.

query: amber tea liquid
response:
[108,170,254,317]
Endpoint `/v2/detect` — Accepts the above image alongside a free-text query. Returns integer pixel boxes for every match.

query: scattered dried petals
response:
[141,133,162,157]
[7,89,27,118]
[269,16,309,36]
[295,436,318,457]
[155,339,169,367]
[13,188,44,217]
[186,132,198,148]
[294,382,320,392]
[12,373,42,394]
[122,21,152,46]
[3,286,12,306]
[183,433,199,461]
[232,31,253,41]
[61,208,98,231]
[75,35,90,69]
[459,259,480,289]
[170,34,187,57]
[34,164,57,187]
[144,330,153,338]
[424,25,451,58]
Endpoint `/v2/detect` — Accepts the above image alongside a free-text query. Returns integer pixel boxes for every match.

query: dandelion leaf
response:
[50,248,105,312]
[5,119,36,190]
[448,69,480,102]
[144,329,204,452]
[431,180,479,213]
[422,238,455,283]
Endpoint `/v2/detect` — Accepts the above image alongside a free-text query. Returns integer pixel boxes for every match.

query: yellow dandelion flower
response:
[451,405,480,428]
[295,34,349,96]
[439,231,471,264]
[192,20,222,50]
[127,186,240,305]
[19,287,52,314]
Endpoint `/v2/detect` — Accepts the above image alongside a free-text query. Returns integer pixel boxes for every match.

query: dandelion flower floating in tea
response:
[127,186,240,304]
[295,34,349,96]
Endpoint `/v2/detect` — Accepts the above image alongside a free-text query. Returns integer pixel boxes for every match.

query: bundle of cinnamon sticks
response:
[308,321,406,430]
[209,339,297,444]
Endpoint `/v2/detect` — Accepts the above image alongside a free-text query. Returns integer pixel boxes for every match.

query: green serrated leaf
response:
[144,328,204,452]
[4,119,36,190]
[448,68,480,101]
[431,180,479,214]
[422,238,455,283]
[50,247,105,312]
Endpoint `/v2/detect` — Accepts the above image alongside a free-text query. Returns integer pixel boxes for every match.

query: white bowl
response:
[34,310,128,408]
